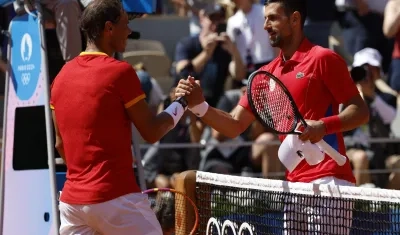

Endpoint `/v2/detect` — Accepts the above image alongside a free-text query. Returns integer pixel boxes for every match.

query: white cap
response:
[278,135,325,172]
[352,48,382,68]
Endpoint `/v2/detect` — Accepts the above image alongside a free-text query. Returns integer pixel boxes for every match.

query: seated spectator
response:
[13,0,82,62]
[200,85,283,178]
[345,48,399,188]
[174,3,246,107]
[227,0,277,85]
[383,0,400,105]
[336,0,393,73]
[169,0,226,36]
[304,0,336,48]
[153,192,175,235]
[134,63,166,115]
[143,87,204,188]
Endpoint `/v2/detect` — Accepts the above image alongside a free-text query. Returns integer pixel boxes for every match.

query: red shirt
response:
[50,52,144,204]
[239,39,358,184]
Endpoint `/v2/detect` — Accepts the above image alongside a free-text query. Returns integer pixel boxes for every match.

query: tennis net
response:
[194,171,400,235]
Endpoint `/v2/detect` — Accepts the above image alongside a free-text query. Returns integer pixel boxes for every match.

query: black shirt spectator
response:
[175,35,231,106]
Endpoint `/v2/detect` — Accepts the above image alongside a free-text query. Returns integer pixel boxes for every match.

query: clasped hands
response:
[175,76,205,108]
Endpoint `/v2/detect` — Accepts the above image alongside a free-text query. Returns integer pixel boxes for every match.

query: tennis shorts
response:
[59,193,162,235]
[284,176,355,235]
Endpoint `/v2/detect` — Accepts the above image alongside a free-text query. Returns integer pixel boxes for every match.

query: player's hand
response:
[298,120,326,144]
[175,76,205,108]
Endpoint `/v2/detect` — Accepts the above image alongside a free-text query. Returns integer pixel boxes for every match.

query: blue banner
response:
[0,0,13,7]
[122,0,157,14]
[10,12,41,101]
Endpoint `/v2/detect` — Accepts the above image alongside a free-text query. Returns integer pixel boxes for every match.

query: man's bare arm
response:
[338,94,370,132]
[230,47,246,81]
[383,0,400,38]
[176,49,212,75]
[52,110,66,163]
[201,105,255,139]
[126,99,177,143]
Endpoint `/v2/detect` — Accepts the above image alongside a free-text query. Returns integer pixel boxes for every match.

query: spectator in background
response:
[304,0,337,48]
[345,48,398,188]
[336,0,393,73]
[383,0,400,103]
[200,85,283,178]
[14,0,82,62]
[170,0,219,36]
[227,0,277,87]
[174,3,246,107]
[153,192,175,235]
[143,87,203,189]
[134,63,166,115]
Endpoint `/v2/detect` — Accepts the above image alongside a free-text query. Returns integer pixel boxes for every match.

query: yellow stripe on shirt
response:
[124,94,146,108]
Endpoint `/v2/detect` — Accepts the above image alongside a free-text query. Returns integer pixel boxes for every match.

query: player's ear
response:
[104,21,113,33]
[291,11,301,27]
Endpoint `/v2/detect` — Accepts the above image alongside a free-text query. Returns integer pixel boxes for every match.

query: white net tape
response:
[196,171,400,203]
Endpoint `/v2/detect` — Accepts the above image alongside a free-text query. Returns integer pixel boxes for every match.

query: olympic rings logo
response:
[206,217,254,235]
[21,73,30,85]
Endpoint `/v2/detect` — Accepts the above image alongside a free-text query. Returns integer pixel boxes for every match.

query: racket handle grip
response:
[315,140,347,166]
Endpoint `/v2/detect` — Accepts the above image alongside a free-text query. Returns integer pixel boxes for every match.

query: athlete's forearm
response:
[200,107,245,139]
[146,112,175,143]
[325,96,369,133]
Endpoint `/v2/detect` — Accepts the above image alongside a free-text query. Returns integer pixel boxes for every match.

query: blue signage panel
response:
[10,12,41,101]
[0,0,13,7]
[122,0,156,14]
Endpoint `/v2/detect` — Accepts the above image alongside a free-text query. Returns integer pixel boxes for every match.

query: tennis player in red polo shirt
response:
[50,0,188,234]
[175,0,369,234]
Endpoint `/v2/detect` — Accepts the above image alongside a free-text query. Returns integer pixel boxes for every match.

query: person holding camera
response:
[345,48,399,188]
[226,0,277,87]
[174,3,245,107]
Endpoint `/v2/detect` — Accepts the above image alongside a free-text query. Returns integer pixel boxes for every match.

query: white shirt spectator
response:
[335,0,388,14]
[227,3,275,65]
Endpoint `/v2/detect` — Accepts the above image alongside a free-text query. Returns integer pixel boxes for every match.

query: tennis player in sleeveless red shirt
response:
[50,1,188,234]
[175,0,369,234]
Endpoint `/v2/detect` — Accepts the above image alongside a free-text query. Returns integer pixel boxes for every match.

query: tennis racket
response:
[246,70,347,166]
[142,188,199,235]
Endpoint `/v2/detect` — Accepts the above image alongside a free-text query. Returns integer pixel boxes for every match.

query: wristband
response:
[320,115,341,134]
[163,101,185,127]
[189,101,209,117]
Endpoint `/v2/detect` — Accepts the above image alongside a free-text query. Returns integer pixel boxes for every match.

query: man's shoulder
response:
[228,11,242,23]
[178,35,200,46]
[259,56,280,71]
[311,45,343,61]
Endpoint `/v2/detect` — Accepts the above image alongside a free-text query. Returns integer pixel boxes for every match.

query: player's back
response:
[51,53,140,204]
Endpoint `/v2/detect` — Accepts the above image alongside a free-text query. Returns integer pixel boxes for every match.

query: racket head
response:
[142,188,199,235]
[246,70,303,134]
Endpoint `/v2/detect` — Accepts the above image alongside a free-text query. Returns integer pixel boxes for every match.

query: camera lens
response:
[350,66,367,82]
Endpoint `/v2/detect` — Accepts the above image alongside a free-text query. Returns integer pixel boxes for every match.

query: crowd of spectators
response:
[1,0,400,191]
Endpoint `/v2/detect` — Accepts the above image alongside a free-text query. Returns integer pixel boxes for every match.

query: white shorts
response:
[284,176,355,235]
[59,193,162,235]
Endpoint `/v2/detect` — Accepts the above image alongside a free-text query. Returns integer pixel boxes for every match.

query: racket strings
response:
[250,75,297,133]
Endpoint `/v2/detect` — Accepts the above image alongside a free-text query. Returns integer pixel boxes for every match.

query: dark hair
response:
[80,0,123,43]
[153,192,175,232]
[264,0,307,27]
